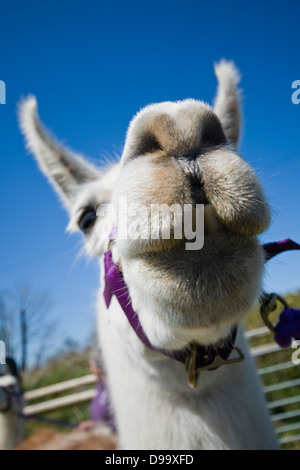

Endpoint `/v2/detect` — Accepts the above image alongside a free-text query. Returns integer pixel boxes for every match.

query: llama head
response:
[19,61,270,350]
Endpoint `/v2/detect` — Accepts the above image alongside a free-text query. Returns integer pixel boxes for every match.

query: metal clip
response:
[185,343,245,389]
[260,293,289,334]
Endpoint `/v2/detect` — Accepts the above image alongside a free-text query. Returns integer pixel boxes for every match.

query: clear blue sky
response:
[0,0,300,360]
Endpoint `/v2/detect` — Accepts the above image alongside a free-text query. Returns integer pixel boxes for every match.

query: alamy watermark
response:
[96,198,204,250]
[0,341,6,365]
[291,80,300,104]
[292,340,300,365]
[0,80,6,105]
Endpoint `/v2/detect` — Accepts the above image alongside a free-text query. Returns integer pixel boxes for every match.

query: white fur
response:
[214,59,241,145]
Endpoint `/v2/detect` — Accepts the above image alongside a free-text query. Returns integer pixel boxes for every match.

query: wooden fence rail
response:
[24,374,97,401]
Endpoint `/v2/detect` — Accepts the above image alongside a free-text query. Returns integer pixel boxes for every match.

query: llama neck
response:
[99,258,278,449]
[99,302,278,450]
[100,255,242,390]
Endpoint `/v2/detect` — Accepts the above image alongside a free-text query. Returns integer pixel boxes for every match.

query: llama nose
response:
[177,159,209,205]
[200,117,227,148]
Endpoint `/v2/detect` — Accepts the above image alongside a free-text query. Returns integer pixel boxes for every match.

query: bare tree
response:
[0,295,17,358]
[0,283,57,371]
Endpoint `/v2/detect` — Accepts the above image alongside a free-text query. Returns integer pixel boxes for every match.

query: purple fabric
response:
[90,381,116,430]
[104,249,157,350]
[263,238,300,348]
[262,239,300,348]
[274,308,300,348]
[263,239,300,261]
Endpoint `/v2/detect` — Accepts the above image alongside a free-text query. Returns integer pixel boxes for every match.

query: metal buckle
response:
[260,293,289,334]
[185,343,200,389]
[185,343,245,389]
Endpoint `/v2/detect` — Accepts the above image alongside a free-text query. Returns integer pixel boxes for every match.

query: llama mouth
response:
[119,203,223,258]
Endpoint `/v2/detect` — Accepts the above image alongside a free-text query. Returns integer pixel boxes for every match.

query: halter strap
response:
[103,237,300,387]
[263,239,300,261]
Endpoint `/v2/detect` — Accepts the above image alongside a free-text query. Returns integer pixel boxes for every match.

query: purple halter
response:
[103,236,300,385]
[262,239,300,261]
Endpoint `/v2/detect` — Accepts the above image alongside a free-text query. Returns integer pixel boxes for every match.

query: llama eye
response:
[78,207,97,233]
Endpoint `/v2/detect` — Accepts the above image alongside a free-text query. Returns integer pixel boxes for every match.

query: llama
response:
[19,60,279,450]
[0,359,24,450]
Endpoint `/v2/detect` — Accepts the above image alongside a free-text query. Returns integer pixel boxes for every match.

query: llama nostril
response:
[182,154,199,161]
[177,158,209,205]
[201,116,227,147]
[190,180,209,205]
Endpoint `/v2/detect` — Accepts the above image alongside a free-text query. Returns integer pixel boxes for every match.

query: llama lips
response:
[114,203,223,259]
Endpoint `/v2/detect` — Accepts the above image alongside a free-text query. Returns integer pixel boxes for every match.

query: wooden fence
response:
[248,326,300,446]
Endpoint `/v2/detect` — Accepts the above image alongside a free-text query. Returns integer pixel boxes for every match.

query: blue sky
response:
[0,0,300,361]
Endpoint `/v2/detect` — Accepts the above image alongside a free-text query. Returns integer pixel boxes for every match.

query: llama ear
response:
[18,96,101,210]
[213,60,241,146]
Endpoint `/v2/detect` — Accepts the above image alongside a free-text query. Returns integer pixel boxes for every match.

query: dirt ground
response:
[15,428,117,450]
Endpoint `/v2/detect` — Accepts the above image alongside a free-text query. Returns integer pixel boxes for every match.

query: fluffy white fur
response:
[18,61,278,450]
